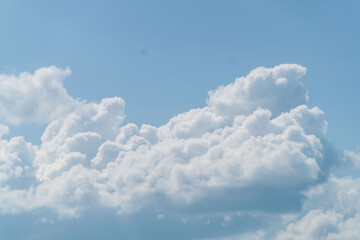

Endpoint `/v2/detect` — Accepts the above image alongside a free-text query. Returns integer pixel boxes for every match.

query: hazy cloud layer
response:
[0,64,356,239]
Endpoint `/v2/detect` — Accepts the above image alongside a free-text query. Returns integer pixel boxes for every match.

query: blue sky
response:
[1,0,359,149]
[0,1,360,239]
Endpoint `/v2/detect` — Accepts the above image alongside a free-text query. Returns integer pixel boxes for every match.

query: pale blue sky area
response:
[1,0,359,150]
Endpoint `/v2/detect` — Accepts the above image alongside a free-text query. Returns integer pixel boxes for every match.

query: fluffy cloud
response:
[0,66,78,124]
[207,64,308,117]
[0,64,349,239]
[275,177,360,240]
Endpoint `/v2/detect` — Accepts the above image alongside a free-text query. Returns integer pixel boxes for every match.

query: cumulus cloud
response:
[275,177,360,240]
[207,64,308,117]
[0,66,79,124]
[0,64,351,239]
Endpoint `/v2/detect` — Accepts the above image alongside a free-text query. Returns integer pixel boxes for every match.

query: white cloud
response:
[342,150,360,167]
[276,209,343,240]
[0,64,331,219]
[0,136,36,188]
[0,124,9,139]
[204,230,267,240]
[0,66,79,124]
[0,64,350,240]
[275,177,360,240]
[207,64,308,118]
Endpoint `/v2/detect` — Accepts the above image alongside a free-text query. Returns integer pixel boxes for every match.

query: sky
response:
[0,0,360,239]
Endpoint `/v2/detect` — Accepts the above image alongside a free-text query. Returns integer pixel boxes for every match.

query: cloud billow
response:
[0,66,78,125]
[0,64,353,239]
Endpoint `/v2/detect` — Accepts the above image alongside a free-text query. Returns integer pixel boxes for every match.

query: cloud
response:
[205,230,267,240]
[275,177,360,240]
[0,64,346,239]
[0,125,9,139]
[342,150,360,167]
[0,66,79,124]
[207,64,308,118]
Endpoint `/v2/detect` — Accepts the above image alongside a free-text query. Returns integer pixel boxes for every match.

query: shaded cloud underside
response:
[0,64,359,239]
